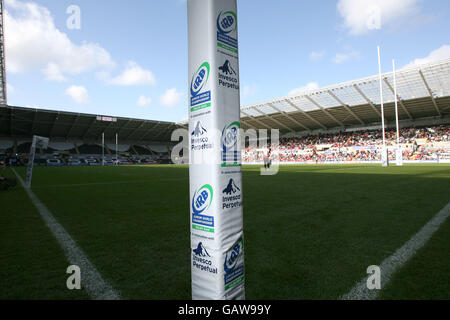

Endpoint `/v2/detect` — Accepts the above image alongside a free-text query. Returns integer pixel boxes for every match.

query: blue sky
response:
[5,0,450,122]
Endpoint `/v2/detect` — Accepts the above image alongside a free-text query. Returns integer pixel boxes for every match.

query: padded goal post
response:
[188,0,245,300]
[25,135,49,188]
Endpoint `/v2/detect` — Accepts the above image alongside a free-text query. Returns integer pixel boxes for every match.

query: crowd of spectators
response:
[242,125,450,163]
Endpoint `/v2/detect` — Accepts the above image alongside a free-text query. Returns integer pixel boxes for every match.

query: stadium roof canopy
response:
[240,58,450,133]
[0,105,180,143]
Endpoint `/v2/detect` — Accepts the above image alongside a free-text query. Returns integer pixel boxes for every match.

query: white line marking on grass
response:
[12,169,121,300]
[341,202,450,300]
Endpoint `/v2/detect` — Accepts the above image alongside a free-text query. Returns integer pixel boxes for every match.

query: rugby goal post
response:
[188,0,245,300]
[25,135,49,188]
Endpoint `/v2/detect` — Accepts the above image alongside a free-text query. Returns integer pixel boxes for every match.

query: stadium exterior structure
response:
[1,58,450,162]
[0,104,181,145]
[0,104,182,164]
[238,58,450,135]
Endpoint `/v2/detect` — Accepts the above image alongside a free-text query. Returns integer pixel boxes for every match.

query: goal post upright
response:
[377,46,389,167]
[393,59,403,166]
[102,132,105,166]
[188,0,245,300]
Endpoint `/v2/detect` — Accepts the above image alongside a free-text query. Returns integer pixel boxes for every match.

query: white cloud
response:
[109,61,156,86]
[309,51,325,61]
[241,84,259,99]
[137,95,152,107]
[65,85,89,104]
[403,45,450,69]
[337,0,421,35]
[5,0,115,80]
[332,51,360,64]
[42,62,66,82]
[159,88,182,107]
[288,82,319,96]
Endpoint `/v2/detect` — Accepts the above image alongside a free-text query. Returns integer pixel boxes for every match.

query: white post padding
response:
[188,0,245,300]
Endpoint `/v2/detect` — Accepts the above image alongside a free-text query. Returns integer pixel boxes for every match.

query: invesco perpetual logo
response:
[217,11,237,35]
[190,62,210,97]
[192,184,213,215]
[222,121,240,150]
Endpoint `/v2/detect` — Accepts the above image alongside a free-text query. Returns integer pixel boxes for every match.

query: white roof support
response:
[82,117,97,140]
[133,122,159,141]
[66,115,80,140]
[418,70,442,117]
[284,98,328,130]
[252,106,295,132]
[118,119,134,136]
[353,84,381,117]
[267,103,311,131]
[383,78,414,120]
[304,95,345,127]
[49,112,61,138]
[241,110,273,130]
[125,122,147,140]
[139,122,162,141]
[327,90,365,125]
[239,118,258,130]
[29,109,39,136]
[153,123,174,140]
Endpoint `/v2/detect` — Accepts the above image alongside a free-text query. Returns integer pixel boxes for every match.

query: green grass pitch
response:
[1,164,449,299]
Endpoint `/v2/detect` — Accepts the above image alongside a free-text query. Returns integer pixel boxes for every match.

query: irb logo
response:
[221,15,234,30]
[222,122,241,167]
[190,62,210,97]
[217,11,237,35]
[222,122,240,149]
[193,69,205,91]
[192,184,213,215]
[224,238,243,274]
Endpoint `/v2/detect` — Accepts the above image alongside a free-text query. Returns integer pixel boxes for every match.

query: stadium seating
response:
[2,125,449,166]
[243,124,450,163]
[77,144,103,155]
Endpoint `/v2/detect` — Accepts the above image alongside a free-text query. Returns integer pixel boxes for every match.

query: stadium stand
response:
[0,104,180,166]
[77,144,103,155]
[243,124,450,164]
[133,145,152,155]
[238,59,450,133]
[238,58,450,164]
[1,58,450,166]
